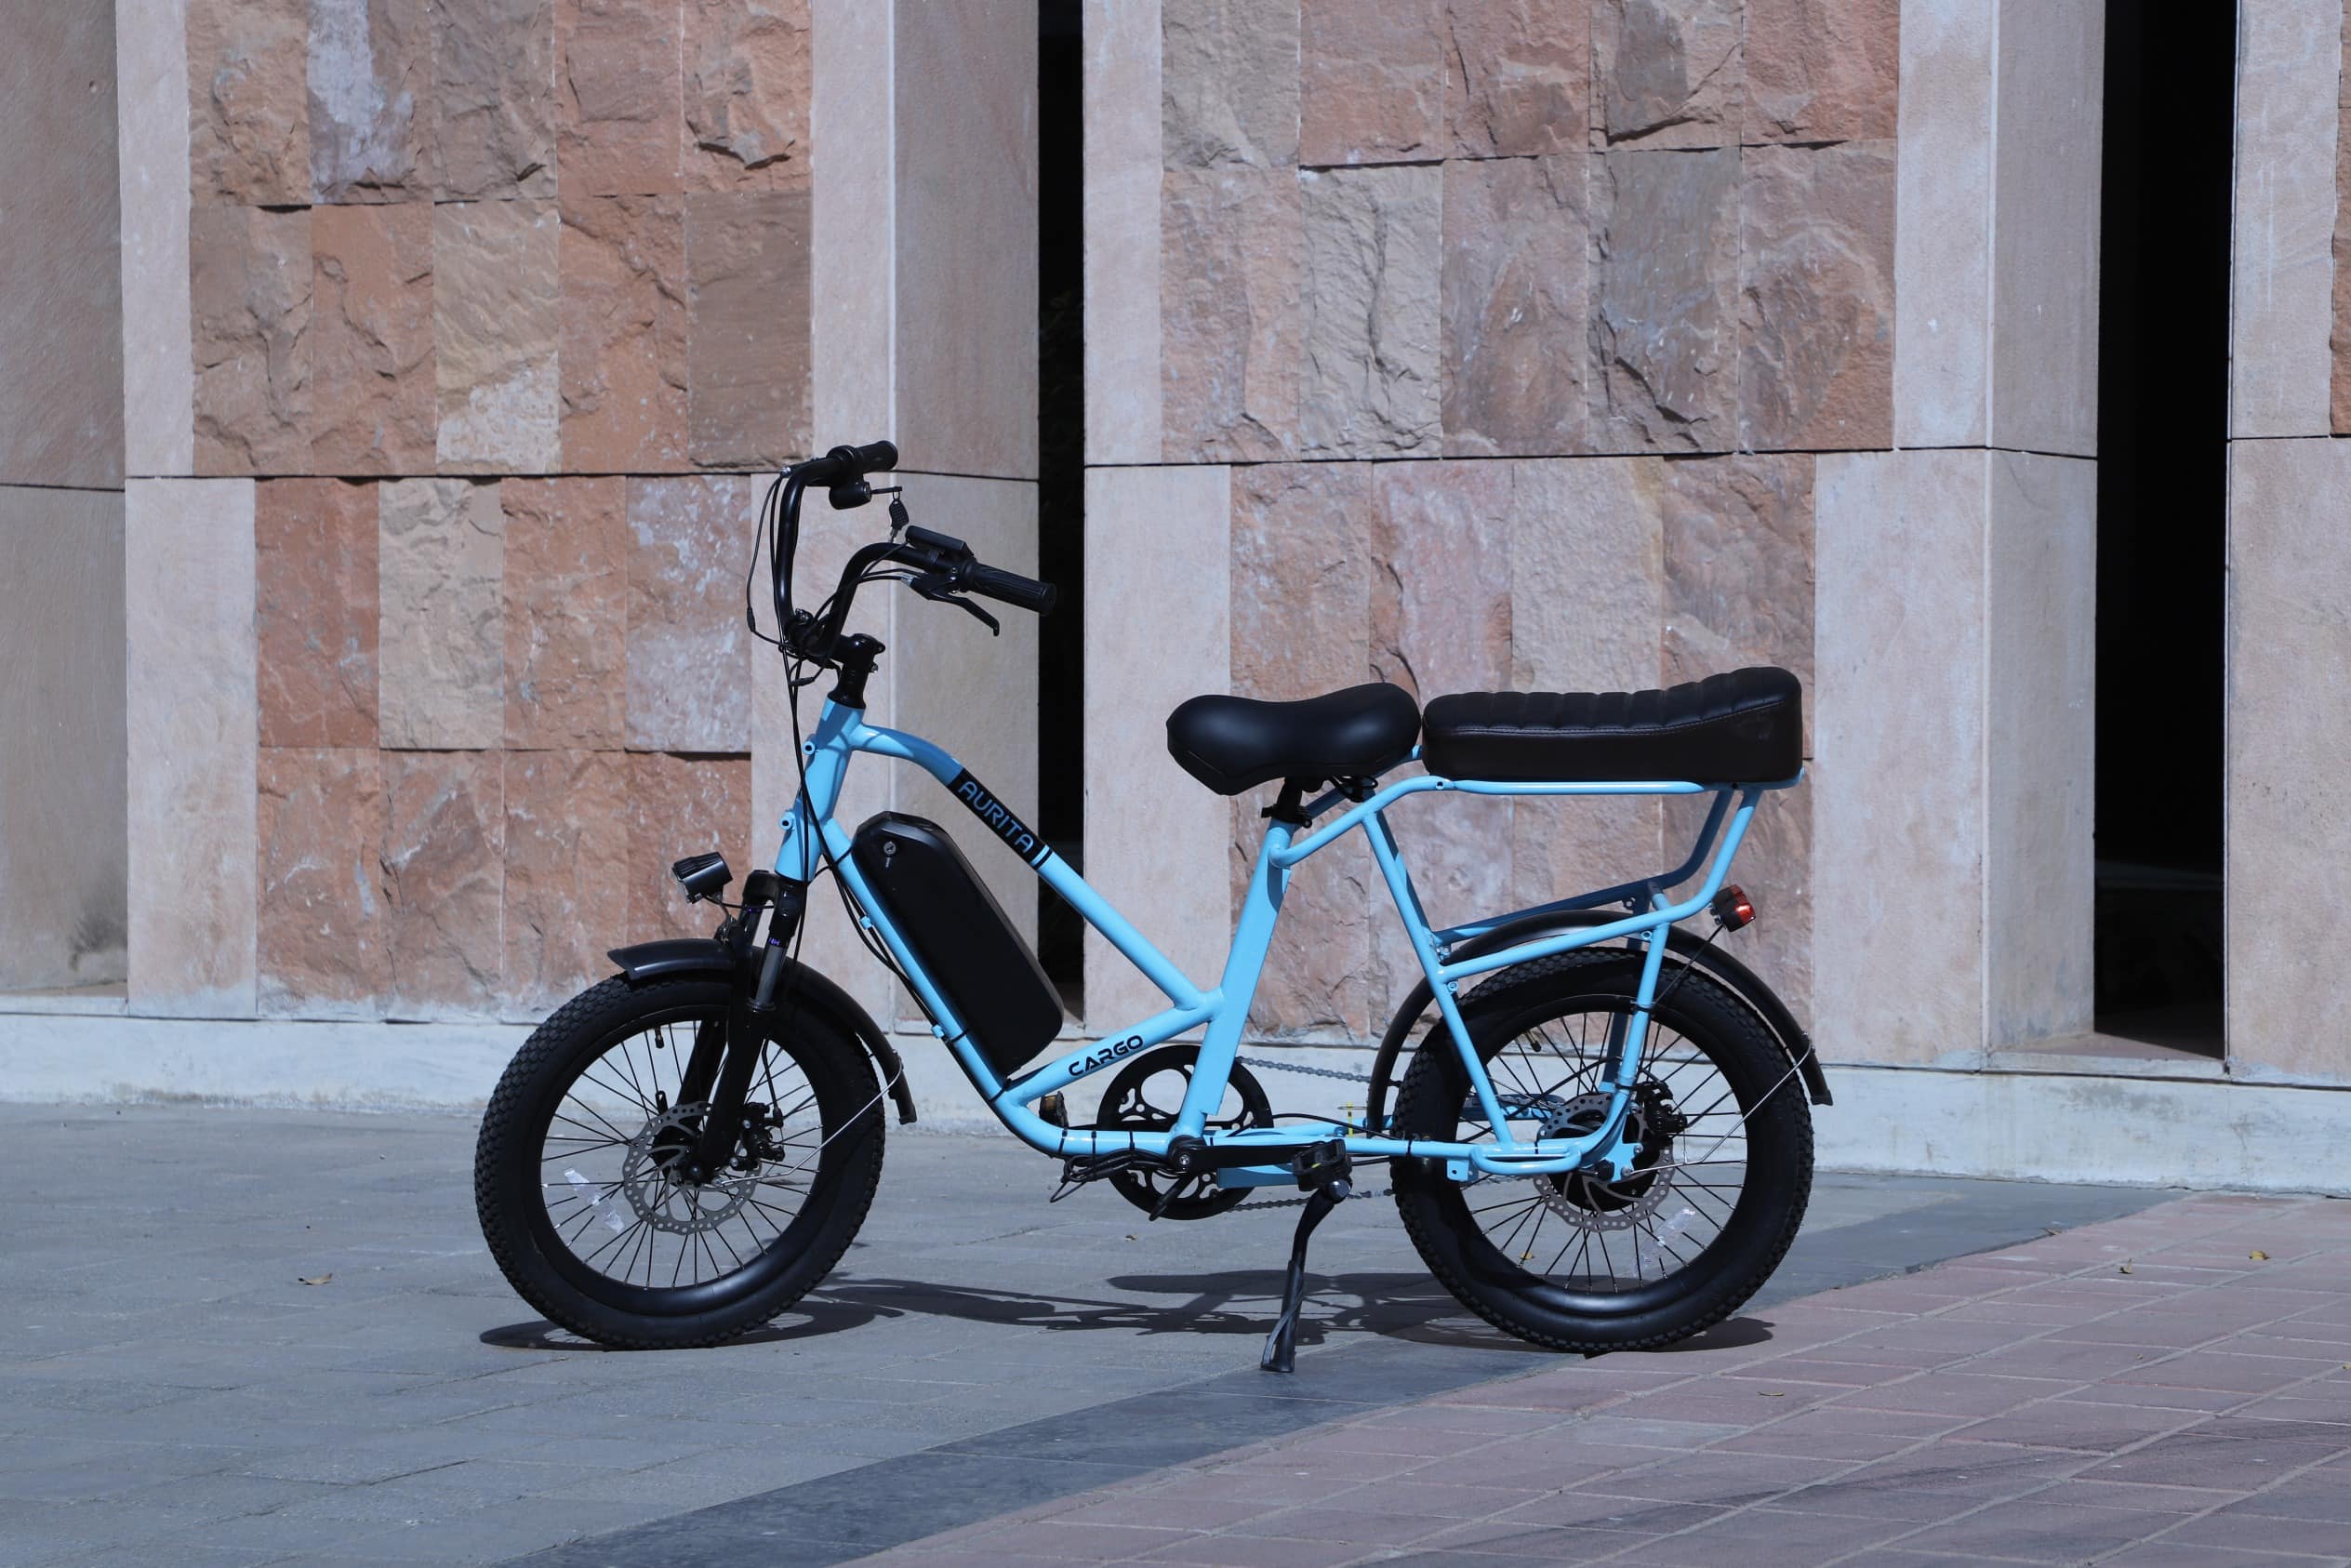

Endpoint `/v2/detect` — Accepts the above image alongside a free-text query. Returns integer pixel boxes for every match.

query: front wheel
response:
[1391,948,1813,1352]
[473,974,885,1349]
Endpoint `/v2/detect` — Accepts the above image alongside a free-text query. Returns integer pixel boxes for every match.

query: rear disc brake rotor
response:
[1533,1088,1676,1232]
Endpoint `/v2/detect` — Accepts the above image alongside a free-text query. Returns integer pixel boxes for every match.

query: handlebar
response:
[792,440,899,489]
[769,446,1057,672]
[964,562,1058,615]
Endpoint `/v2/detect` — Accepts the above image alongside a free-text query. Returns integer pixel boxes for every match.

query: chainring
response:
[1092,1046,1273,1220]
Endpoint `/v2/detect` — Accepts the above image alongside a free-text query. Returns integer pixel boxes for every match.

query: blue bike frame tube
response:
[772,693,1793,1176]
[1363,809,1517,1140]
[1171,822,1293,1137]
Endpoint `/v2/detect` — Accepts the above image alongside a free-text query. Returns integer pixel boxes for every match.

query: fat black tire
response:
[1391,948,1812,1352]
[473,974,884,1349]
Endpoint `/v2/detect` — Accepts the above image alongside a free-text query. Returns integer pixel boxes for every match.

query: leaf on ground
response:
[2250,1250,2269,1262]
[2119,1260,2133,1274]
[297,1273,333,1286]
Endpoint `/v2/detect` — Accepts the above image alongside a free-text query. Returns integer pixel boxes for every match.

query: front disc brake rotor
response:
[619,1108,753,1234]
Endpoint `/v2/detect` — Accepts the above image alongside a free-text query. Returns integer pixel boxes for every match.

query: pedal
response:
[1038,1091,1068,1129]
[1289,1138,1352,1197]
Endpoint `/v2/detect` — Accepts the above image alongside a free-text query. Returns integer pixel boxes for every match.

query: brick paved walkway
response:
[864,1193,2351,1566]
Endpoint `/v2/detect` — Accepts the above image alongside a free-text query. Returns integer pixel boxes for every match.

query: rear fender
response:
[1363,914,1828,1130]
[606,939,918,1125]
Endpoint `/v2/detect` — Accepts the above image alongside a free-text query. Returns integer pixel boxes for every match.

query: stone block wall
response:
[133,0,816,1021]
[0,4,128,993]
[1086,0,1907,1042]
[2229,0,2351,1084]
[248,472,758,1019]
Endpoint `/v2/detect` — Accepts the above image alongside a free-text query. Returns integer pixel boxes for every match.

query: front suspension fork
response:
[684,873,806,1180]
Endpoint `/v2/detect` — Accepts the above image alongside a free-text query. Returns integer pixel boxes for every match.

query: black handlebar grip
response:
[964,563,1058,616]
[796,440,898,485]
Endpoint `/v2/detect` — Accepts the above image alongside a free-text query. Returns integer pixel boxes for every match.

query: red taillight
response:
[1711,884,1756,931]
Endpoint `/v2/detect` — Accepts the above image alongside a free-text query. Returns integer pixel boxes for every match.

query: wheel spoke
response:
[1414,984,1781,1304]
[532,1006,843,1297]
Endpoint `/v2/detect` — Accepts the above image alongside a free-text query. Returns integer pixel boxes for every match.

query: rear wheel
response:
[1391,948,1812,1351]
[473,974,885,1349]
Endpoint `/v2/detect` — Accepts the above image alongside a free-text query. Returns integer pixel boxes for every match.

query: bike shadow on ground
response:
[829,1270,1773,1354]
[479,1274,1776,1356]
[479,1296,886,1351]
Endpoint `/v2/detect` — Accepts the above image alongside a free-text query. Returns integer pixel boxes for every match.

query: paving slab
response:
[1,1103,2170,1565]
[858,1190,2351,1567]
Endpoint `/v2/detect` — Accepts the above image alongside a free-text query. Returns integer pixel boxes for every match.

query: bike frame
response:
[776,697,1800,1184]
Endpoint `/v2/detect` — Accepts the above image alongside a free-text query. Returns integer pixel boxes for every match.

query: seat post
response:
[1261,777,1313,828]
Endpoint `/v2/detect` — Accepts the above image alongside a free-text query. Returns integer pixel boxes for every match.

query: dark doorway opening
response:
[2092,6,2233,1056]
[1036,0,1086,1013]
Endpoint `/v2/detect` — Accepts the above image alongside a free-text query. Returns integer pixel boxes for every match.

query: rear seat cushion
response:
[1421,667,1804,784]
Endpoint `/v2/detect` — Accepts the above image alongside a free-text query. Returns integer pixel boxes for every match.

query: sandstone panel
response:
[1589,146,1739,451]
[192,204,312,476]
[503,477,628,749]
[560,195,689,472]
[257,477,379,748]
[435,0,558,199]
[379,477,505,749]
[1162,167,1304,461]
[1738,141,1895,451]
[2336,0,2351,433]
[310,202,434,473]
[1301,165,1442,457]
[503,749,631,1013]
[309,0,433,200]
[1594,0,1742,149]
[127,480,258,1014]
[1,7,126,490]
[1162,0,1301,168]
[1230,463,1378,1038]
[258,746,386,1013]
[684,191,813,466]
[1444,0,1590,157]
[1441,153,1588,457]
[626,475,753,751]
[628,751,751,943]
[1658,453,1815,1009]
[685,0,813,190]
[1300,0,1444,166]
[1372,460,1515,987]
[1508,456,1667,916]
[1744,0,1898,144]
[434,200,562,472]
[558,0,684,197]
[190,0,311,205]
[383,749,505,1016]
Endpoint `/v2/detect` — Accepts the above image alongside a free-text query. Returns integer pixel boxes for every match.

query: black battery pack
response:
[848,812,1064,1079]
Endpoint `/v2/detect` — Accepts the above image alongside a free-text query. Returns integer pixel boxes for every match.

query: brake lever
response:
[907,573,1001,636]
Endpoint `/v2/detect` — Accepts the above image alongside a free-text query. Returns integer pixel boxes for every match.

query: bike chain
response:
[1225,1053,1395,1213]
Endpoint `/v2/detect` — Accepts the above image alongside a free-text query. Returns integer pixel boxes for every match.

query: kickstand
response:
[1261,1140,1352,1375]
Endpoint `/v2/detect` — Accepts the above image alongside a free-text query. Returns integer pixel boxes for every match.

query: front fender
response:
[1362,913,1829,1131]
[606,939,919,1125]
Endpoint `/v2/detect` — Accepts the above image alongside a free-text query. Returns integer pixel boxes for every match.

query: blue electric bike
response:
[474,441,1827,1370]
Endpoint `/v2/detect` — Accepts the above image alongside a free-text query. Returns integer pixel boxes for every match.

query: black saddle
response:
[1423,667,1803,784]
[1164,684,1422,795]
